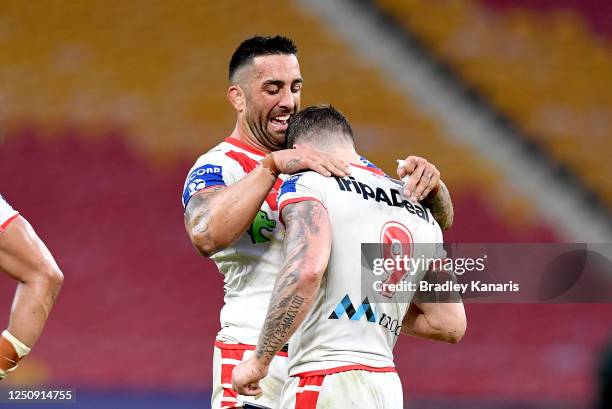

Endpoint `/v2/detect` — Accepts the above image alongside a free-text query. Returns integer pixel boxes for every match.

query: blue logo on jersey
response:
[359,156,381,170]
[182,164,225,206]
[279,175,301,198]
[329,294,402,335]
[328,295,377,322]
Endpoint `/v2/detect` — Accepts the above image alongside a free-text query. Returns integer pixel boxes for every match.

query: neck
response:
[229,120,272,154]
[320,145,361,164]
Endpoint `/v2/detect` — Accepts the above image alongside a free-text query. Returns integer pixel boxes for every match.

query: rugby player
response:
[182,36,454,408]
[0,195,63,380]
[231,105,466,408]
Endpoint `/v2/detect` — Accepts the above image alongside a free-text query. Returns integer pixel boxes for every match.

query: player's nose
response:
[278,87,296,112]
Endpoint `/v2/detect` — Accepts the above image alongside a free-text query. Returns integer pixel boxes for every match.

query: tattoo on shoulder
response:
[184,186,225,239]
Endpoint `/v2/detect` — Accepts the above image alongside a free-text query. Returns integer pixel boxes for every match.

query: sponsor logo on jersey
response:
[182,164,225,207]
[333,176,430,223]
[279,175,301,197]
[329,294,402,336]
[359,156,382,170]
[329,295,377,322]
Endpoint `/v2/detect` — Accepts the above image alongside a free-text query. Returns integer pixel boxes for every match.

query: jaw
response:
[235,115,285,151]
[266,114,291,147]
[265,128,287,149]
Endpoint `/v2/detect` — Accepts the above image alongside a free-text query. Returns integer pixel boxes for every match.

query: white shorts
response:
[211,341,289,409]
[280,367,402,409]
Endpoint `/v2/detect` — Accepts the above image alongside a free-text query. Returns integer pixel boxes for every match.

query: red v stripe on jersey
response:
[225,150,282,210]
[224,137,266,157]
[225,150,259,172]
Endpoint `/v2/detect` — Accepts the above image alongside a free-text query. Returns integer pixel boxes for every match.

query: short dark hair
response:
[285,104,354,148]
[229,35,298,81]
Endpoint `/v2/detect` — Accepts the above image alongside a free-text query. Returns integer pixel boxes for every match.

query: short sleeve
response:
[182,150,242,208]
[0,195,19,232]
[277,172,326,225]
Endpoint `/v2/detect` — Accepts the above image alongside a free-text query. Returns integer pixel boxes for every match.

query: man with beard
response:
[182,36,453,409]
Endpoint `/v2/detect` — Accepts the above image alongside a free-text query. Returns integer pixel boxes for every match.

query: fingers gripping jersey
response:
[0,195,19,233]
[278,165,445,376]
[182,137,286,344]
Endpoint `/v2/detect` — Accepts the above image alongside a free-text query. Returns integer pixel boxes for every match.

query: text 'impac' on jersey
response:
[334,176,430,223]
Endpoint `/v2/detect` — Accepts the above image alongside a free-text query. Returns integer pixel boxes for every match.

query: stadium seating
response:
[0,0,554,230]
[376,0,612,207]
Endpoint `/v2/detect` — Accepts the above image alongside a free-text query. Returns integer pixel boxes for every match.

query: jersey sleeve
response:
[181,150,243,208]
[277,172,327,225]
[0,195,19,233]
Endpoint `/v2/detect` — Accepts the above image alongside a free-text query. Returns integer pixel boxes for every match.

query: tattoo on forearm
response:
[284,158,302,174]
[423,181,453,230]
[255,201,325,365]
[259,294,304,360]
[184,187,224,253]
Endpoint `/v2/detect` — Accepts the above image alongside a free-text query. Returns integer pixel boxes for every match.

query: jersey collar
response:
[224,137,267,157]
[350,163,387,176]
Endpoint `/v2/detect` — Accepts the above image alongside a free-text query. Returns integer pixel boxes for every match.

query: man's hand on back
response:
[397,156,441,202]
[268,145,349,177]
[397,156,454,230]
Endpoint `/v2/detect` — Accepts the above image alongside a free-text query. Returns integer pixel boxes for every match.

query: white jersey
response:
[277,164,444,376]
[182,137,286,345]
[0,195,19,232]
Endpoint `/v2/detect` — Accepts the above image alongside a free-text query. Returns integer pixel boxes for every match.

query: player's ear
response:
[227,84,245,112]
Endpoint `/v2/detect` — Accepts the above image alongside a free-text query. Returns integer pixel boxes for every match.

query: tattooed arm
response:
[184,147,347,257]
[184,164,277,256]
[421,180,454,231]
[397,157,454,230]
[231,200,332,396]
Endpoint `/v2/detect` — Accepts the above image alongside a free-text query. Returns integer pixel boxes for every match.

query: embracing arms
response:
[184,147,345,256]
